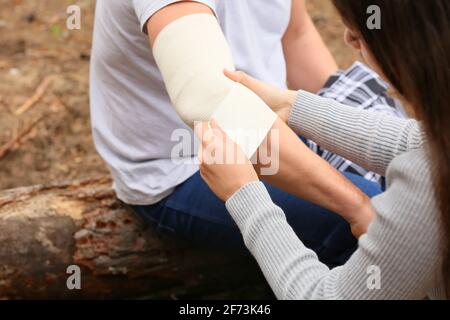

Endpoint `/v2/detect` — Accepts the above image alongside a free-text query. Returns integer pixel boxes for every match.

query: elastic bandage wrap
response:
[152,14,277,158]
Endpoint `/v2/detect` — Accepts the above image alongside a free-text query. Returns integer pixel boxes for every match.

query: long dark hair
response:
[332,0,450,297]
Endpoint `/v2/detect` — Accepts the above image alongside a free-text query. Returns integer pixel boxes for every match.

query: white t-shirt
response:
[90,0,292,205]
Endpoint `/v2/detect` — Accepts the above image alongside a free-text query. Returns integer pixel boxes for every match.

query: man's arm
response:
[147,1,373,232]
[147,1,277,158]
[282,0,338,93]
[147,1,213,46]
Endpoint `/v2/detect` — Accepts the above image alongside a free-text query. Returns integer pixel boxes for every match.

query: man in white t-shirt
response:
[90,0,382,266]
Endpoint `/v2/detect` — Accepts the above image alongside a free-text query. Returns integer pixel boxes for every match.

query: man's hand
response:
[224,69,297,123]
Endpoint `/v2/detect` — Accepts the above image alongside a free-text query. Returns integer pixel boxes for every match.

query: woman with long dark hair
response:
[196,0,449,299]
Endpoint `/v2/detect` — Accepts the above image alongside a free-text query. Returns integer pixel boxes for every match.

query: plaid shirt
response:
[308,62,407,184]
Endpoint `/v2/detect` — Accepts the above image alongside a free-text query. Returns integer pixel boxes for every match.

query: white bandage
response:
[153,14,277,158]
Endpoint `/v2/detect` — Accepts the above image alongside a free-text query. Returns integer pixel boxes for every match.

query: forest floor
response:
[0,0,358,191]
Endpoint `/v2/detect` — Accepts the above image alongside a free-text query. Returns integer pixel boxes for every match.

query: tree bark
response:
[0,178,270,299]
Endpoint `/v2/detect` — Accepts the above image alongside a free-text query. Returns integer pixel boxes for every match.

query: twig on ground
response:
[14,76,55,115]
[0,115,44,160]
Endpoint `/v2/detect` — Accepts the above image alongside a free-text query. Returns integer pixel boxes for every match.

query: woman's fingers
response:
[195,120,224,165]
[197,119,251,167]
[224,69,288,119]
[209,119,227,144]
[194,121,212,144]
[209,118,221,130]
[224,69,244,83]
[194,121,211,165]
[224,69,258,90]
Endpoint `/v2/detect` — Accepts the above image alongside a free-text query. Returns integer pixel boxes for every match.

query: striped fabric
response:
[308,62,407,184]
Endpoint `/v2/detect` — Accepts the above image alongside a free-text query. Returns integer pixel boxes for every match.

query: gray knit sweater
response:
[225,90,446,300]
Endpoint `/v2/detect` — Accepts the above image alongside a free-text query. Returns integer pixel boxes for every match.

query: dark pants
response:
[131,171,381,268]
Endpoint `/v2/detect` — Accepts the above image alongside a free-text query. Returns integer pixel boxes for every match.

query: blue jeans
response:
[131,171,382,268]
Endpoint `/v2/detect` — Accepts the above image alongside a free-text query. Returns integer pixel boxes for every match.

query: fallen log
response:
[0,178,271,299]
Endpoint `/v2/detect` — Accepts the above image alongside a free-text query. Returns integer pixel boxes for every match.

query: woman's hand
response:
[195,120,259,202]
[224,69,297,122]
